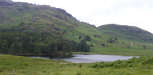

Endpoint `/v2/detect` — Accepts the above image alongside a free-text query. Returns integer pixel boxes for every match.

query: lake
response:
[32,54,136,63]
[61,54,135,63]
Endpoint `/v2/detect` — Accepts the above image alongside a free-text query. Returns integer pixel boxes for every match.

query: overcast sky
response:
[12,0,153,33]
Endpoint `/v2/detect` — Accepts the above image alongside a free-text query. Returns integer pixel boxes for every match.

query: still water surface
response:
[61,54,135,63]
[32,54,135,63]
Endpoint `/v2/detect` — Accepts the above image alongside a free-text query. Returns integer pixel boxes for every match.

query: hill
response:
[98,24,153,43]
[0,0,153,56]
[0,0,91,57]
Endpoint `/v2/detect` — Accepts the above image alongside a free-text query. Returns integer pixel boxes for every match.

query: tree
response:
[78,40,90,52]
[84,35,91,41]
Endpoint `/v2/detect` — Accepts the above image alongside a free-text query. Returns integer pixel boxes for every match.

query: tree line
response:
[0,28,90,58]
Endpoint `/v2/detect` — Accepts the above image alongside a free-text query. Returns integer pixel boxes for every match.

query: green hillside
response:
[99,24,153,43]
[0,0,153,56]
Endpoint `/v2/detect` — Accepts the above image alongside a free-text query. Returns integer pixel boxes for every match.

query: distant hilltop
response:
[0,0,12,2]
[0,0,13,6]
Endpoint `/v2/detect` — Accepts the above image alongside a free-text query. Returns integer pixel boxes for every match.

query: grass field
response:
[92,49,153,56]
[74,48,153,56]
[1,54,153,75]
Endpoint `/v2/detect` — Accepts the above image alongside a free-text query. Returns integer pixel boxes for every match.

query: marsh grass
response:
[0,55,153,75]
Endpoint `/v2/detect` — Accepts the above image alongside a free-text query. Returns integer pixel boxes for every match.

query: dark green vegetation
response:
[0,0,153,57]
[0,29,90,57]
[1,55,153,75]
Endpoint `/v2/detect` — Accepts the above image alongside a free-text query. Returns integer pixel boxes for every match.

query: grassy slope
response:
[0,2,78,35]
[1,55,153,75]
[99,24,153,43]
[73,23,153,54]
